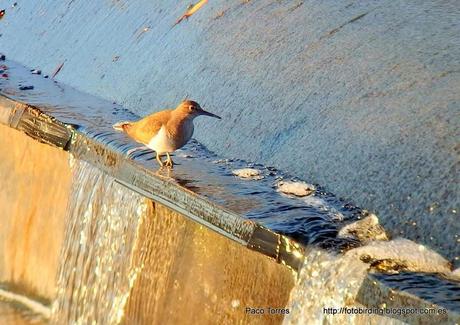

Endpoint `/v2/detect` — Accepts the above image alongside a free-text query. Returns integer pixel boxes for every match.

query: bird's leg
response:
[156,153,164,167]
[165,152,174,168]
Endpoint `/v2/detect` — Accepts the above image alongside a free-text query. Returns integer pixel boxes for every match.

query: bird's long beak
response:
[199,109,221,119]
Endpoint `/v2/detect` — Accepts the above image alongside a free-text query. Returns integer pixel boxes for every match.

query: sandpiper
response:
[113,100,221,167]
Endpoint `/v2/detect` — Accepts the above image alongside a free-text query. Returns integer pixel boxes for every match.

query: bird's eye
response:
[189,105,195,111]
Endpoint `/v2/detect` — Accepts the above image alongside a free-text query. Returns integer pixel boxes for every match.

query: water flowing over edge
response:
[51,158,148,324]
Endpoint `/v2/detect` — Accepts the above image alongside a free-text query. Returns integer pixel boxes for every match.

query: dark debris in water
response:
[52,62,64,78]
[361,255,409,273]
[18,85,34,90]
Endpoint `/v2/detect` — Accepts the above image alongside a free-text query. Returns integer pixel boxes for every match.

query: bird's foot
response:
[156,153,176,168]
[164,153,174,168]
[165,159,174,168]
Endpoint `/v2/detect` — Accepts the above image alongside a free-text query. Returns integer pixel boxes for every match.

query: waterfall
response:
[51,159,149,324]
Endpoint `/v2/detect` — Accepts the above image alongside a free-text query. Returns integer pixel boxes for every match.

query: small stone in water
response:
[232,168,264,180]
[31,69,41,75]
[0,54,5,60]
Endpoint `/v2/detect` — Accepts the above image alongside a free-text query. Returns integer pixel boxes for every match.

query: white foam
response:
[277,181,315,197]
[232,168,264,180]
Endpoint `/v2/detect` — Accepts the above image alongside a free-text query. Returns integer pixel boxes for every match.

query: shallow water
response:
[0,59,366,253]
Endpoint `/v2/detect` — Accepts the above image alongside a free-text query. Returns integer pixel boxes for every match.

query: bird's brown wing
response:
[127,110,173,144]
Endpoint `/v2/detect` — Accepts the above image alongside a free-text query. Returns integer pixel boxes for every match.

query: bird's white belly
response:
[147,123,194,154]
[147,126,176,154]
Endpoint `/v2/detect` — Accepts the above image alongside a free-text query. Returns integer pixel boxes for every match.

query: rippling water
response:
[1,60,367,253]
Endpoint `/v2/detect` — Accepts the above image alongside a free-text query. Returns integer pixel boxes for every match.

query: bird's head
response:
[176,100,221,120]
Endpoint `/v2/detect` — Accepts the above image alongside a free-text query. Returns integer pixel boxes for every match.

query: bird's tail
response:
[112,121,132,132]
